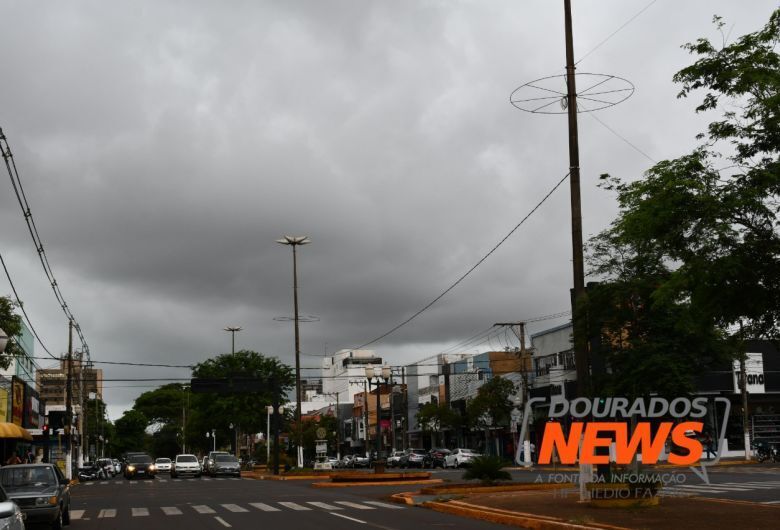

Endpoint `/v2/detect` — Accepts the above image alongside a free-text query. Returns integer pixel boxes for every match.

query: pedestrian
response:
[703,432,715,460]
[5,454,21,465]
[25,450,34,464]
[530,442,537,463]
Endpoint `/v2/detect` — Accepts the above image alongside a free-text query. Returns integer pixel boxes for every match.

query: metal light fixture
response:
[223,326,243,354]
[0,327,8,354]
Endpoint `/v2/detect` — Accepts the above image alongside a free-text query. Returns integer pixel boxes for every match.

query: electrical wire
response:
[352,172,570,350]
[0,127,90,360]
[26,355,193,368]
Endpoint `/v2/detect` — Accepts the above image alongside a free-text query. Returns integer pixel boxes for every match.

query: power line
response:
[352,172,570,350]
[0,126,90,360]
[27,356,193,368]
[0,250,58,359]
[575,0,660,66]
[585,109,656,163]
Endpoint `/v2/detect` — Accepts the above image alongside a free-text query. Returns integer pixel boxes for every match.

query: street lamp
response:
[223,326,242,354]
[0,327,8,354]
[276,234,310,468]
[229,423,238,456]
[206,429,216,452]
[365,365,392,464]
[266,405,273,466]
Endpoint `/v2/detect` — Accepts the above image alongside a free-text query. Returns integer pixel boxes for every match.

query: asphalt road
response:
[55,474,509,530]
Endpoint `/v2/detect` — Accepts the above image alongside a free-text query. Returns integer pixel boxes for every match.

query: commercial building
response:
[36,358,103,407]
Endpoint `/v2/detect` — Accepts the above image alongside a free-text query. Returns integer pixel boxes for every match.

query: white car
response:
[172,454,201,478]
[387,451,405,468]
[0,499,24,530]
[444,448,480,468]
[155,457,172,473]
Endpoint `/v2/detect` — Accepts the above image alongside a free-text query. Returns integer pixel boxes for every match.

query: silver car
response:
[1,463,70,528]
[209,455,240,477]
[172,454,201,478]
[0,495,23,530]
[154,458,172,473]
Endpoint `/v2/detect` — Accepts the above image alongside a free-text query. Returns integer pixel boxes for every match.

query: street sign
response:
[316,427,326,439]
[315,440,327,454]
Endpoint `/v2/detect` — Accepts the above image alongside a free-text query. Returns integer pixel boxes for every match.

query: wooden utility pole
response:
[65,320,73,478]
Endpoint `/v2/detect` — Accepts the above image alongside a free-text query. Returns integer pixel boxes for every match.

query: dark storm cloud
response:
[0,0,775,417]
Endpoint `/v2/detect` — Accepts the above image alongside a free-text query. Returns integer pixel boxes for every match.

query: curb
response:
[389,492,417,505]
[424,500,629,530]
[313,479,443,488]
[421,482,570,495]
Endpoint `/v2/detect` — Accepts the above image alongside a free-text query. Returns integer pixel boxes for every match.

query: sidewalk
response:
[425,488,779,530]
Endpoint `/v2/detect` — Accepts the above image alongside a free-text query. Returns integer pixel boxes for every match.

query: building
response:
[320,349,385,405]
[0,320,37,387]
[36,358,103,407]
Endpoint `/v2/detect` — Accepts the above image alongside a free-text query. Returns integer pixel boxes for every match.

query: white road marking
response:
[193,505,216,514]
[70,510,85,520]
[161,507,183,515]
[331,512,366,524]
[128,481,137,485]
[334,501,375,510]
[249,503,280,512]
[763,500,780,504]
[364,501,404,509]
[98,509,116,518]
[132,507,150,516]
[221,504,248,513]
[100,481,108,485]
[278,502,311,511]
[83,482,94,486]
[307,502,343,510]
[214,516,231,527]
[158,479,167,483]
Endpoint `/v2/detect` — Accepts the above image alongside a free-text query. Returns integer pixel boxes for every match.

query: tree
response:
[585,10,780,396]
[187,350,294,454]
[467,376,516,454]
[416,402,461,447]
[113,409,149,454]
[0,296,24,369]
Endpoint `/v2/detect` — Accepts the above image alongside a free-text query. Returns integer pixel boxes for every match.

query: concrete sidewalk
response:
[423,488,779,530]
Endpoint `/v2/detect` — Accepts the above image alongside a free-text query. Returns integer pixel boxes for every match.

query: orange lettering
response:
[538,422,582,464]
[581,423,616,464]
[668,422,704,465]
[614,422,671,464]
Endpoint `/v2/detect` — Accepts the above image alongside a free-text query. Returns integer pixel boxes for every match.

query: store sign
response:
[11,379,24,426]
[0,388,7,421]
[733,352,765,394]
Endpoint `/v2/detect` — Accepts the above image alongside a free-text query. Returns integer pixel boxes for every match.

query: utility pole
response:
[78,350,85,467]
[363,380,369,457]
[739,322,751,459]
[65,320,73,479]
[495,322,533,466]
[401,367,407,450]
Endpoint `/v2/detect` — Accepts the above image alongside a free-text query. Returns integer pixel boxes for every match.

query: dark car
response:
[0,463,71,528]
[123,453,157,479]
[425,448,451,468]
[399,448,427,468]
[210,454,240,477]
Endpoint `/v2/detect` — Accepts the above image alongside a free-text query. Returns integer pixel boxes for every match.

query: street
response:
[58,475,505,530]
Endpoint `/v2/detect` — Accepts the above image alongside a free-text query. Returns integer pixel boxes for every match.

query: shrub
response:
[462,455,512,484]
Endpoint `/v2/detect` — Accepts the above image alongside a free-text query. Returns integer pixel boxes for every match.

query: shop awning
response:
[0,423,33,441]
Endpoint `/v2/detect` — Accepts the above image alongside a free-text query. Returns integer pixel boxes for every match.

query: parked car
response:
[96,458,115,477]
[209,454,240,477]
[124,453,157,479]
[387,451,405,468]
[172,454,201,478]
[400,448,427,468]
[326,457,340,468]
[204,451,230,475]
[426,448,451,468]
[112,459,121,475]
[201,456,208,472]
[0,487,23,530]
[351,454,370,468]
[0,463,70,528]
[154,458,172,473]
[444,448,480,468]
[340,455,354,468]
[77,462,103,482]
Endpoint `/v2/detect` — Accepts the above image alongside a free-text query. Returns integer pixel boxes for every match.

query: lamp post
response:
[0,327,8,355]
[206,429,216,452]
[276,235,310,468]
[266,405,273,466]
[223,326,242,354]
[365,365,392,465]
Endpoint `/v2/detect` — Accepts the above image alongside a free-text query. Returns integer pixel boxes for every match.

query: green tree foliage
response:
[300,413,338,461]
[416,402,461,446]
[467,376,517,430]
[462,455,511,484]
[186,350,294,453]
[585,10,780,396]
[0,296,24,369]
[113,409,149,454]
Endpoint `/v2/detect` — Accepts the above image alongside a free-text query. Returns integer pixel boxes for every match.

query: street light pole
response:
[223,326,242,354]
[365,365,392,463]
[276,235,311,468]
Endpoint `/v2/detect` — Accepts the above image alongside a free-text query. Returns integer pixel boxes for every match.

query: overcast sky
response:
[0,0,776,420]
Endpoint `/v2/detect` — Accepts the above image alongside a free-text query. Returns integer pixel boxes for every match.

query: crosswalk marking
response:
[158,479,167,483]
[100,481,108,484]
[193,505,216,514]
[250,503,280,512]
[161,507,182,515]
[221,504,248,513]
[307,502,343,510]
[132,507,150,517]
[335,501,375,510]
[278,502,311,511]
[98,509,116,518]
[364,501,404,509]
[70,510,85,520]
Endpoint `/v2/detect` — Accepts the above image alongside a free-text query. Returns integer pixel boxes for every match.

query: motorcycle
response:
[78,463,104,482]
[752,442,780,463]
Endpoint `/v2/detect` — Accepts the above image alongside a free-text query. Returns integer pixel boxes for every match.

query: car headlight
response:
[148,464,156,471]
[127,465,136,472]
[34,496,57,506]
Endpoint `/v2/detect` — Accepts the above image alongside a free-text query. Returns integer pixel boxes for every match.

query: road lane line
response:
[363,501,404,509]
[763,500,780,504]
[161,507,183,515]
[331,512,366,524]
[70,510,85,520]
[278,502,311,511]
[307,502,343,510]
[334,501,376,510]
[83,483,94,486]
[100,481,108,484]
[214,516,231,527]
[249,503,280,512]
[221,504,248,513]
[193,505,216,514]
[98,509,116,518]
[132,507,150,516]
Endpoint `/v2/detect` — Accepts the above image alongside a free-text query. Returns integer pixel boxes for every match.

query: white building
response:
[320,349,385,405]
